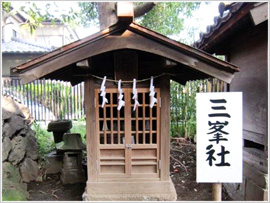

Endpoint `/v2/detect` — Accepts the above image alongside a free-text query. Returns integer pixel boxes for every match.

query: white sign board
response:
[196,92,242,183]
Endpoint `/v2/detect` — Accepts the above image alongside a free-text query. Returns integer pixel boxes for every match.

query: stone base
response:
[60,168,86,185]
[45,151,63,174]
[82,179,177,201]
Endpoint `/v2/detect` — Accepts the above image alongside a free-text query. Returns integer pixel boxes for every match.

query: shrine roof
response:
[12,17,239,85]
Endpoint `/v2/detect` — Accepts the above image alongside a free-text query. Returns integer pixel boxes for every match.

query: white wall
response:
[2,12,78,48]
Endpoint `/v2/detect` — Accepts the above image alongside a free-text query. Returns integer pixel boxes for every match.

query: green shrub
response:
[70,118,86,143]
[32,122,55,162]
[170,79,223,140]
[170,122,185,137]
[185,116,196,139]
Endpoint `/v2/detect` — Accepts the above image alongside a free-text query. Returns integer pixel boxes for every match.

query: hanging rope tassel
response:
[100,76,108,108]
[132,79,140,111]
[149,76,157,108]
[117,79,125,110]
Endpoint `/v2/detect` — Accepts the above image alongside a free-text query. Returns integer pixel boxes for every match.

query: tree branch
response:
[134,2,158,18]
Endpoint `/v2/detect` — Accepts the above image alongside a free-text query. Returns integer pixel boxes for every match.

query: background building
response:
[2,8,79,76]
[194,2,268,201]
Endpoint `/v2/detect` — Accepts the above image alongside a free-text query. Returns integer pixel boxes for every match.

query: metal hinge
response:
[158,160,162,170]
[125,144,132,149]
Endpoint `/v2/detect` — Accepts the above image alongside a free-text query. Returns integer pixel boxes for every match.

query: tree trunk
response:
[97,2,117,30]
[134,2,157,17]
[97,2,157,30]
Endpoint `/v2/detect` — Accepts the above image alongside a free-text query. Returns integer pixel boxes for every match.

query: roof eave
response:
[194,3,255,53]
[13,19,239,85]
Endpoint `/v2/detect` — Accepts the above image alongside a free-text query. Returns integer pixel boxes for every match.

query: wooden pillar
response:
[160,75,170,181]
[85,76,98,182]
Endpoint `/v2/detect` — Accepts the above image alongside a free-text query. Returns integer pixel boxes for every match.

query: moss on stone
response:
[2,162,28,201]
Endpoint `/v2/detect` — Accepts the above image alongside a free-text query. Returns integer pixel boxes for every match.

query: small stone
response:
[194,189,197,192]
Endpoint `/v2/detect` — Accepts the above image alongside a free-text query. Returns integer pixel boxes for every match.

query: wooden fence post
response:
[212,183,222,201]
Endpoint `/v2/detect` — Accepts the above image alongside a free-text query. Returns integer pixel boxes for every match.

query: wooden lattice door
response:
[95,88,160,181]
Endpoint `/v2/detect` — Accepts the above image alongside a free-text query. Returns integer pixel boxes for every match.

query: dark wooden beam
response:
[114,50,138,81]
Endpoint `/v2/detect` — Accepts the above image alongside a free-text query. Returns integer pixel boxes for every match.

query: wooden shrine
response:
[12,3,239,201]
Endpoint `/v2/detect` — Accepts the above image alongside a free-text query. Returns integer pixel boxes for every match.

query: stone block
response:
[60,151,86,184]
[20,158,39,182]
[45,151,63,174]
[2,123,16,138]
[56,133,86,151]
[2,108,12,121]
[2,114,26,138]
[2,137,12,161]
[60,168,86,185]
[83,179,177,201]
[9,136,26,165]
[25,134,39,160]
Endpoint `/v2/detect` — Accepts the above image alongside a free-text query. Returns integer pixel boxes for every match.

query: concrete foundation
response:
[82,178,177,201]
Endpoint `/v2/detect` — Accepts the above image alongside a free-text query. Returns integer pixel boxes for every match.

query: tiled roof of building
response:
[2,37,52,53]
[193,2,246,49]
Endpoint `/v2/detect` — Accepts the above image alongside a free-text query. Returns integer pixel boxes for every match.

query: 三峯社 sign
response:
[196,92,243,183]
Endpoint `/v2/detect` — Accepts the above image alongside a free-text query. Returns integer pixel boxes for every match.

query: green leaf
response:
[135,2,201,37]
[20,23,29,30]
[2,2,11,12]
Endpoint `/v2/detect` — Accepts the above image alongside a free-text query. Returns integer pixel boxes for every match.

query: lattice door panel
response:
[130,89,160,178]
[95,88,160,179]
[96,89,127,176]
[98,91,125,145]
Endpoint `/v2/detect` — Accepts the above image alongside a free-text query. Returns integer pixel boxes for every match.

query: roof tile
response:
[193,2,245,49]
[2,37,52,53]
